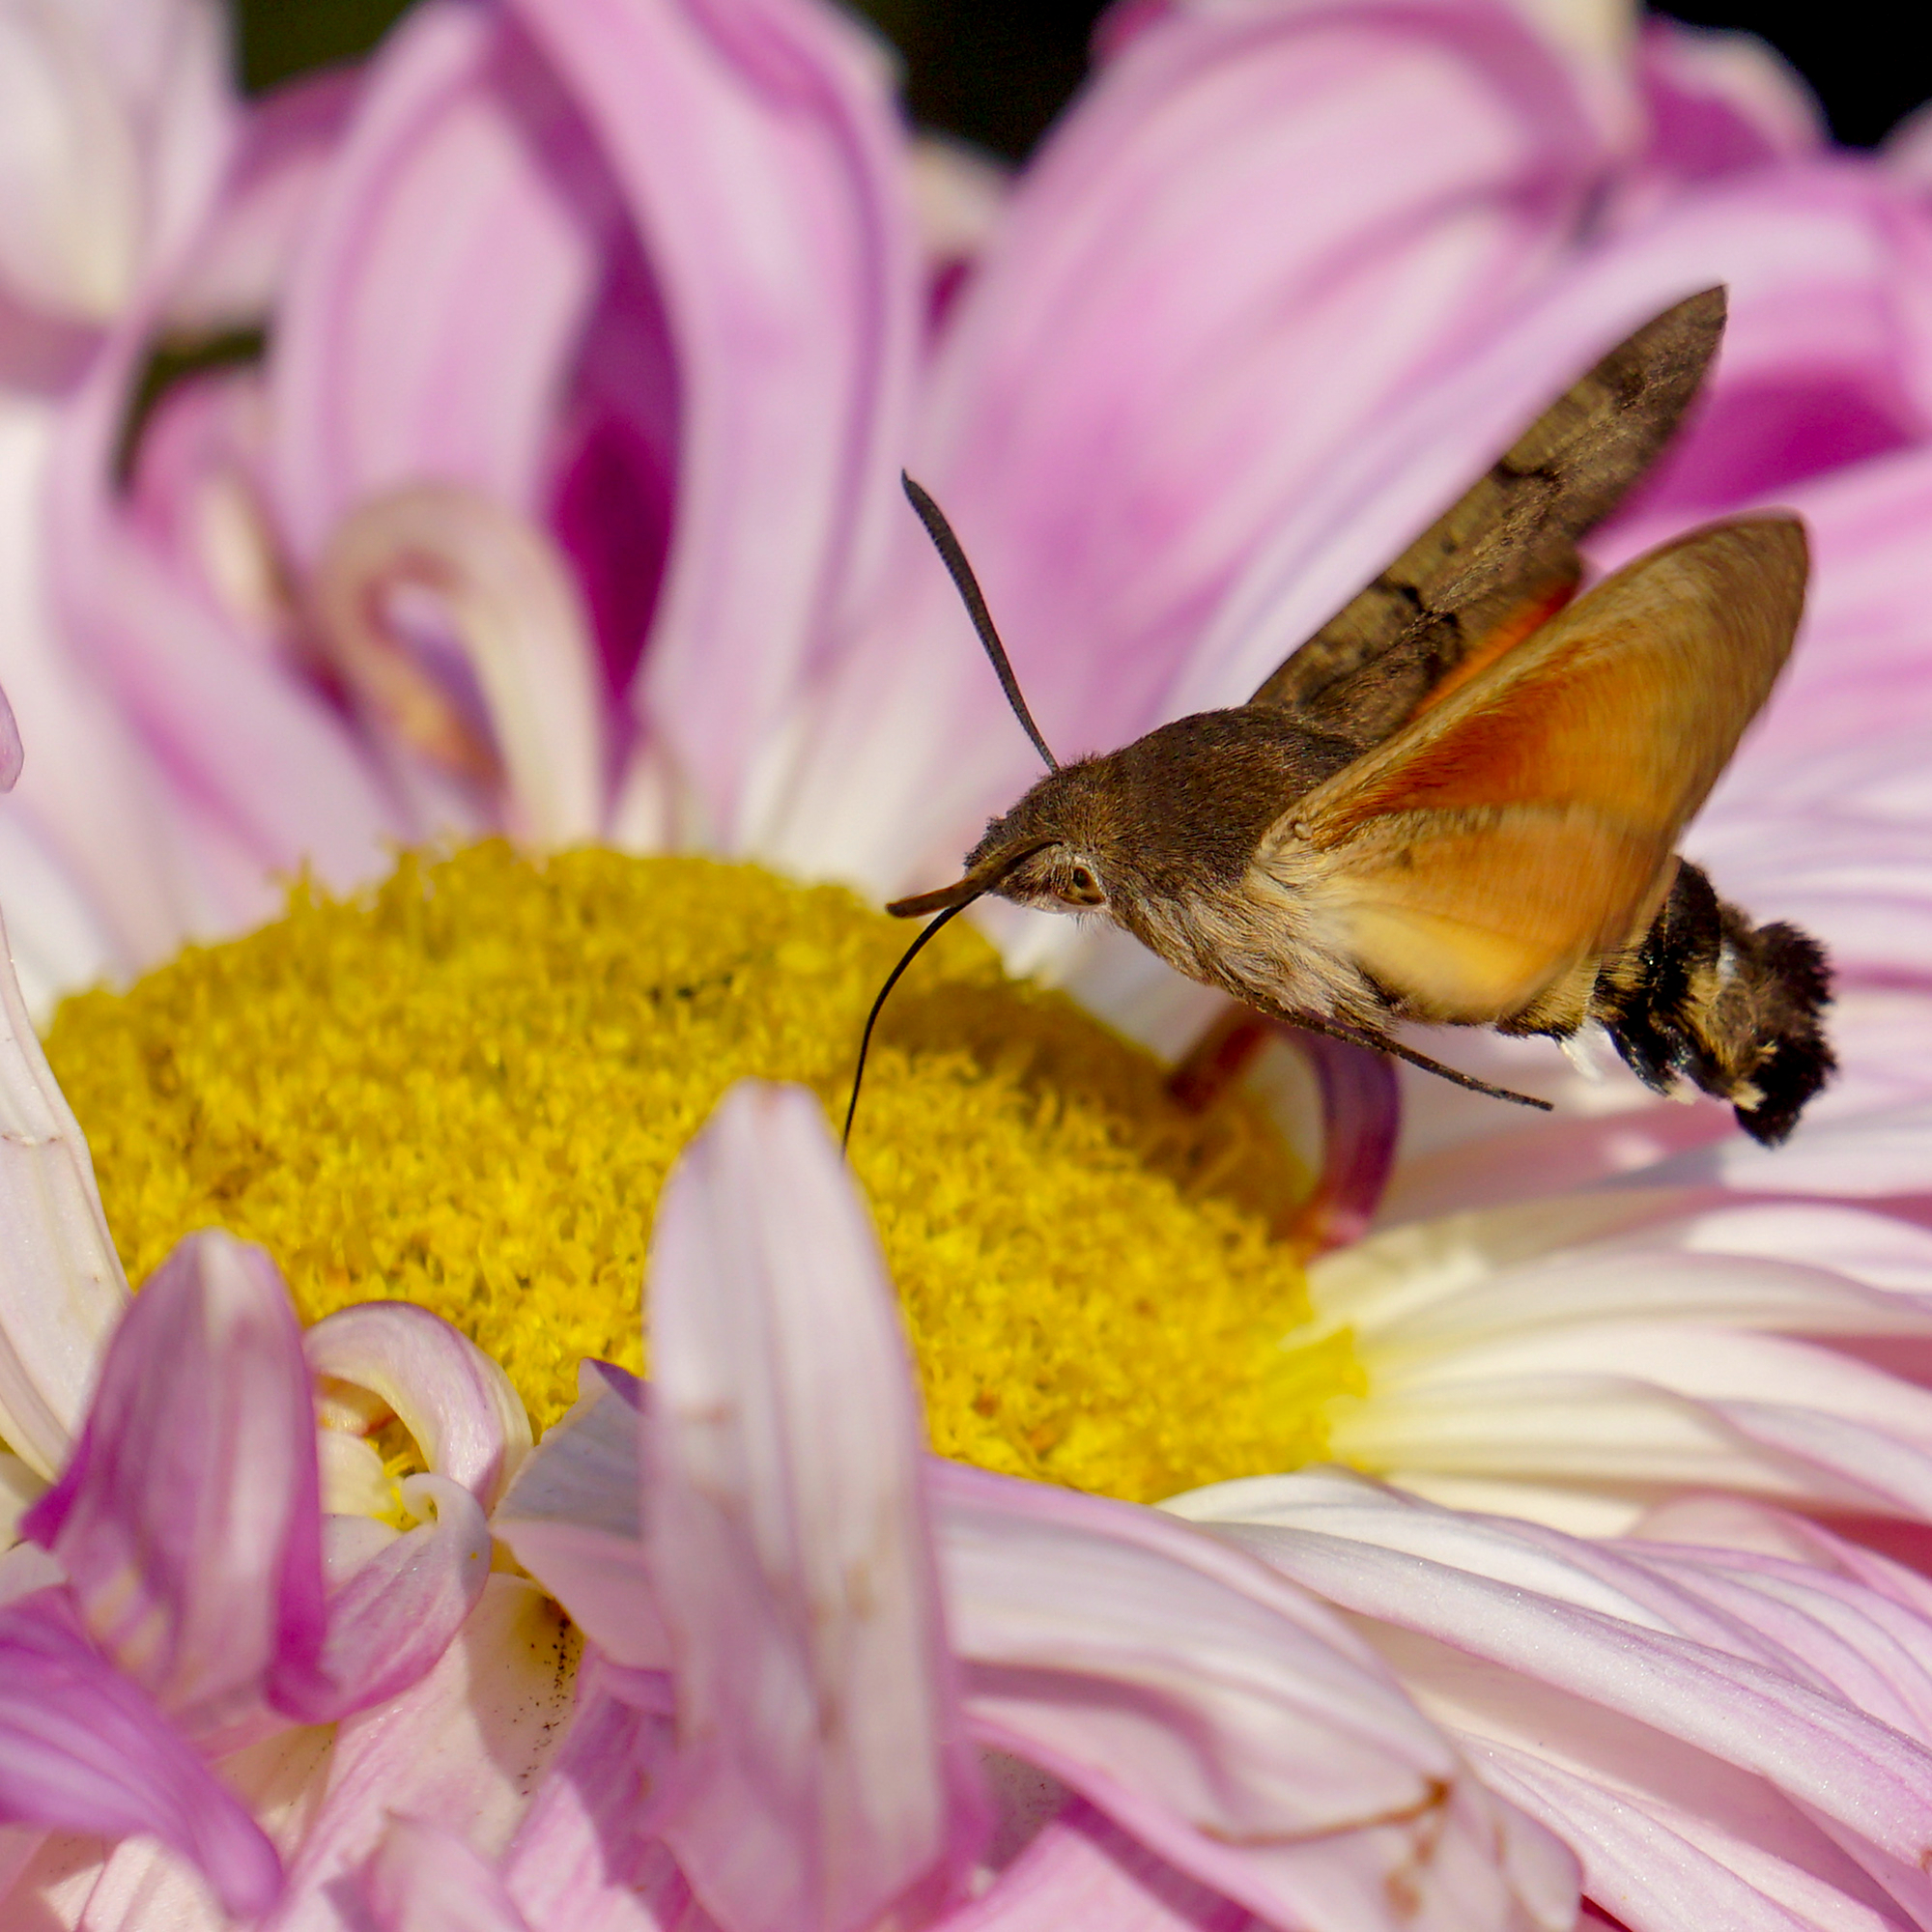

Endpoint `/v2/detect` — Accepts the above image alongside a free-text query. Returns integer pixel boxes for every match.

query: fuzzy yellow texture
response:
[44,844,1359,1502]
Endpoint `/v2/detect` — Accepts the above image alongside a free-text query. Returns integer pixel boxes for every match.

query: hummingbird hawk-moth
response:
[848,288,1833,1149]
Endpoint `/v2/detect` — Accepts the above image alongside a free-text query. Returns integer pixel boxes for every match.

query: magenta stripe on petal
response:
[0,1587,280,1916]
[646,1081,987,1932]
[21,1229,327,1748]
[511,0,920,847]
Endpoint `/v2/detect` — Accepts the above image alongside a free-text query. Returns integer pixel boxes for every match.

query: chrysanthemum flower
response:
[9,0,1932,1924]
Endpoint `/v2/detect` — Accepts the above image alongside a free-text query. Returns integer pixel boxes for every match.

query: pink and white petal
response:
[937,1462,1577,1932]
[363,1816,533,1932]
[0,393,194,998]
[304,1301,531,1511]
[289,1473,491,1724]
[1625,1199,1932,1296]
[510,0,920,848]
[1473,1736,1905,1932]
[1321,1247,1932,1355]
[265,2,605,560]
[0,1587,279,1918]
[502,1652,699,1932]
[0,0,235,327]
[492,1361,669,1670]
[646,1081,986,1932]
[769,0,1621,892]
[1207,1492,1932,1874]
[159,70,360,339]
[261,1575,574,1932]
[46,334,405,920]
[20,1230,326,1747]
[0,909,129,1479]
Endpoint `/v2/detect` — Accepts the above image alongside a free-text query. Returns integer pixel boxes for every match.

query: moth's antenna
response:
[843,895,980,1151]
[902,473,1059,773]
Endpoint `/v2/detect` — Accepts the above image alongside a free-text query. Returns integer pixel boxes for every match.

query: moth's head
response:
[886,760,1130,922]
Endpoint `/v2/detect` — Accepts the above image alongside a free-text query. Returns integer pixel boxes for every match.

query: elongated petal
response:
[954,1801,1253,1932]
[46,330,404,912]
[646,1081,985,1932]
[0,909,128,1478]
[937,1461,1576,1932]
[265,1,603,558]
[304,1300,531,1511]
[20,1230,326,1747]
[1203,1490,1932,1874]
[510,0,920,847]
[0,1587,278,1917]
[364,1816,533,1932]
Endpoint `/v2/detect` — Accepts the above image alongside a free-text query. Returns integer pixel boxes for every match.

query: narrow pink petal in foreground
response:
[21,1229,327,1748]
[0,1586,279,1918]
[646,1082,987,1932]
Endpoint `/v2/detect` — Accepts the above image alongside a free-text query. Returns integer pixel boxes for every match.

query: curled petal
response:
[308,486,606,844]
[365,1815,533,1932]
[305,1299,532,1511]
[20,1229,325,1747]
[0,1586,279,1917]
[646,1081,986,1932]
[1290,1031,1402,1255]
[286,1473,493,1724]
[0,910,129,1478]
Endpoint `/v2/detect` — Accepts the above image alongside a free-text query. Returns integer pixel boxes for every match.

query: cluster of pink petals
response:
[0,1219,520,1922]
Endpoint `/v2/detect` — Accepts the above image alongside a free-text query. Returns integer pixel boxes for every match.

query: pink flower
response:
[7,0,1932,1924]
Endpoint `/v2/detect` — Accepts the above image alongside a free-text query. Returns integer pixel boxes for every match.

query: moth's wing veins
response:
[1264,516,1807,1022]
[1252,287,1727,746]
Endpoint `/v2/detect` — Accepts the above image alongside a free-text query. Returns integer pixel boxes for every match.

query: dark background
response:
[235,0,1924,159]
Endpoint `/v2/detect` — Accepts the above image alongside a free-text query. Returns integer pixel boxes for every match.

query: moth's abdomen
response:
[1590,861,1834,1145]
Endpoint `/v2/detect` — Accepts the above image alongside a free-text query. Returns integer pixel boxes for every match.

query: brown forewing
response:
[1251,287,1728,750]
[1259,517,1808,1021]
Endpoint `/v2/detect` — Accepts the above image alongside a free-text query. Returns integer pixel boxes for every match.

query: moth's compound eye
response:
[1063,863,1106,907]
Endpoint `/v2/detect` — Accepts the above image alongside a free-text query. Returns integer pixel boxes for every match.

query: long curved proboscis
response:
[842,895,982,1151]
[902,473,1060,774]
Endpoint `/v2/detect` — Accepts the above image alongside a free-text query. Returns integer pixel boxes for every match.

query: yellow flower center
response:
[45,842,1361,1502]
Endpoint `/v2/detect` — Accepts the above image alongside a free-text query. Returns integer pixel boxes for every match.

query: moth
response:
[849,289,1834,1148]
